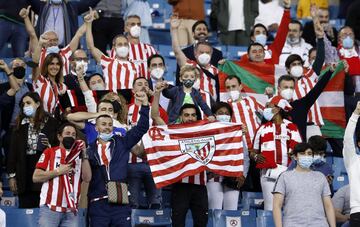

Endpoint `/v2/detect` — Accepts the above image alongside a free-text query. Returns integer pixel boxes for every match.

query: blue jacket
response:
[162,86,213,123]
[87,105,149,200]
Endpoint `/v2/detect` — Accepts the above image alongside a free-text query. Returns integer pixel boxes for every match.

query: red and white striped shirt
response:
[127,103,168,163]
[293,71,324,126]
[110,43,157,79]
[36,147,82,212]
[33,75,67,114]
[253,119,302,167]
[186,60,219,100]
[39,45,72,76]
[180,171,207,185]
[229,97,262,148]
[100,54,141,91]
[200,90,213,119]
[97,141,111,178]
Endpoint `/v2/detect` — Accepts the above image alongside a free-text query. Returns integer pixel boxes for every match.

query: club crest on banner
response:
[179,136,215,165]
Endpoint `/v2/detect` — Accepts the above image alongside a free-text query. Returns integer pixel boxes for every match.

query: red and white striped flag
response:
[143,120,244,188]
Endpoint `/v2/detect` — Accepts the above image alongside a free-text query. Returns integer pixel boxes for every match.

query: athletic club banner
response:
[142,120,244,188]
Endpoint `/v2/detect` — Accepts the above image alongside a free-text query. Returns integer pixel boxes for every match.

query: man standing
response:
[343,101,360,227]
[33,123,91,227]
[272,143,336,227]
[87,91,149,226]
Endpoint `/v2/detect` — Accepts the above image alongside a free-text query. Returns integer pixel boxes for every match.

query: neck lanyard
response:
[52,6,61,30]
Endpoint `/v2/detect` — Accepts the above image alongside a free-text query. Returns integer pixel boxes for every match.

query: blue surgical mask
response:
[263,108,274,121]
[298,155,313,169]
[313,155,322,164]
[46,45,60,54]
[99,132,113,141]
[23,106,36,117]
[342,36,354,49]
[255,34,267,46]
[216,115,231,122]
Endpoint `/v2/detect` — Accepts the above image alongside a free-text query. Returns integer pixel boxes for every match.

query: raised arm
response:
[69,23,86,52]
[151,82,168,126]
[269,0,291,64]
[19,6,39,56]
[312,17,325,75]
[0,60,20,91]
[170,16,187,67]
[343,101,360,167]
[84,10,103,63]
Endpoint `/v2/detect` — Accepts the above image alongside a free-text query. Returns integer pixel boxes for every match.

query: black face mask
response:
[13,67,26,79]
[63,137,75,150]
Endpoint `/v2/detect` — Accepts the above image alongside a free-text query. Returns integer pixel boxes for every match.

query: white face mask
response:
[280,88,294,100]
[216,115,231,122]
[150,68,164,80]
[76,60,88,74]
[290,65,303,78]
[91,83,105,91]
[46,45,60,55]
[193,79,200,90]
[197,53,211,66]
[115,46,129,58]
[130,25,141,38]
[229,90,240,101]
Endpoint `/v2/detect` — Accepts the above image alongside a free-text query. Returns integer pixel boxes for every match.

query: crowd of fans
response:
[0,0,360,227]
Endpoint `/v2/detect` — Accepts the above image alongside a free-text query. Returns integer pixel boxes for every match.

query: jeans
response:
[88,199,131,227]
[0,19,27,57]
[38,205,79,227]
[127,163,162,208]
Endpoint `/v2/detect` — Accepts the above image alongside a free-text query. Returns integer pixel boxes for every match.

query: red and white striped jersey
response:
[96,141,111,178]
[229,97,262,148]
[180,171,207,185]
[293,71,324,126]
[253,119,302,167]
[110,43,157,79]
[186,60,219,100]
[100,54,141,91]
[36,147,82,212]
[200,90,213,120]
[39,45,72,76]
[127,103,168,164]
[33,75,67,114]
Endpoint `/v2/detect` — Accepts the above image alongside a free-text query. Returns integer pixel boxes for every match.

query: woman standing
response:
[7,92,59,208]
[33,53,67,115]
[251,96,302,211]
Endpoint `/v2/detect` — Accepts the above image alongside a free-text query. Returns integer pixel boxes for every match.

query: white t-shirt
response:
[255,0,284,28]
[228,0,245,31]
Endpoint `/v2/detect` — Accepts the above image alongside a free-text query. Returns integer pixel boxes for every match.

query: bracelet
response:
[6,72,13,77]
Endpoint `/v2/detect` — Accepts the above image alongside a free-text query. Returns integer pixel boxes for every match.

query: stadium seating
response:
[332,157,349,191]
[212,208,256,227]
[2,206,39,227]
[131,208,172,227]
[256,209,275,227]
[242,191,264,209]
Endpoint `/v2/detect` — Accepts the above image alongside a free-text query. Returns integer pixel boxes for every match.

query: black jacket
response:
[7,115,60,194]
[302,21,338,47]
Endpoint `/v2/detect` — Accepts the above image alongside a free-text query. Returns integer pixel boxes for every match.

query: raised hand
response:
[0,60,11,74]
[19,5,31,19]
[75,62,85,77]
[135,91,149,106]
[39,34,50,47]
[155,81,169,93]
[310,4,318,20]
[170,15,180,30]
[314,20,324,39]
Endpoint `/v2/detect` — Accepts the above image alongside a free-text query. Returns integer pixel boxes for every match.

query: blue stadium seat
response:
[164,57,177,82]
[225,46,248,60]
[332,157,349,191]
[256,210,275,227]
[149,29,172,45]
[0,43,13,58]
[131,208,172,226]
[2,206,39,227]
[158,45,175,58]
[241,191,264,209]
[0,196,17,207]
[161,189,171,208]
[212,209,256,227]
[184,209,213,227]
